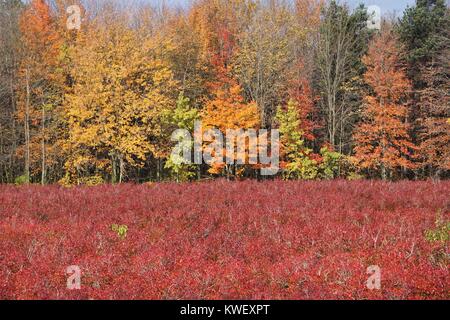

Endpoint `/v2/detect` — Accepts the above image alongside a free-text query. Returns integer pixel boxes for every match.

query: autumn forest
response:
[1,0,450,302]
[0,0,449,185]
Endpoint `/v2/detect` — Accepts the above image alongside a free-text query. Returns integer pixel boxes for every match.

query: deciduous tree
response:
[275,100,318,179]
[18,0,63,184]
[315,1,371,153]
[353,30,417,179]
[61,16,177,185]
[202,78,259,177]
[0,0,23,183]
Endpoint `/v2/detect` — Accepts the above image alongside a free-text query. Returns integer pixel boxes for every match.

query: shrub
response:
[111,224,128,240]
[318,147,343,179]
[0,180,448,299]
[14,175,29,185]
[425,213,450,243]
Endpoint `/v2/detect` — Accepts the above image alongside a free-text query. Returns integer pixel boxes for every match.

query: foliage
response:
[14,175,29,185]
[315,1,372,152]
[164,94,199,182]
[17,0,63,183]
[353,30,417,179]
[276,100,344,180]
[0,0,448,183]
[61,20,177,184]
[0,180,449,299]
[417,46,450,173]
[202,80,259,177]
[425,212,450,243]
[233,1,297,127]
[318,147,343,179]
[111,224,128,240]
[397,0,449,85]
[276,100,318,180]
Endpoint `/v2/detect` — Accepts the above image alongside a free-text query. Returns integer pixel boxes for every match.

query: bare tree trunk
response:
[10,76,17,182]
[157,158,161,181]
[111,154,117,183]
[381,164,387,181]
[380,98,387,181]
[119,155,124,183]
[41,103,46,185]
[25,68,31,183]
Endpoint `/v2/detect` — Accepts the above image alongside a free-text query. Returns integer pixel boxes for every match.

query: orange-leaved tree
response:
[202,77,259,177]
[18,0,62,184]
[353,29,417,180]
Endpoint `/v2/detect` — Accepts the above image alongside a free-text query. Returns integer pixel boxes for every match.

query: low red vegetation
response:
[0,180,448,300]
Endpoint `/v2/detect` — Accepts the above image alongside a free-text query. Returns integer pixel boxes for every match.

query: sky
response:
[346,0,416,15]
[152,0,418,16]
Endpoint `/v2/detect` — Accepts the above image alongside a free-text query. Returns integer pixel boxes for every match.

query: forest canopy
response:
[0,0,448,184]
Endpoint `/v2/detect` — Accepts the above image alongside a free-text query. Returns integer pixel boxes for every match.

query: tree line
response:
[0,0,448,185]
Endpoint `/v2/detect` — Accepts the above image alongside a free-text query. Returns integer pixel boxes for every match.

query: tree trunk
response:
[156,158,161,181]
[24,68,31,183]
[111,155,117,183]
[119,155,124,183]
[10,76,17,183]
[381,164,387,181]
[41,104,46,185]
[380,97,387,181]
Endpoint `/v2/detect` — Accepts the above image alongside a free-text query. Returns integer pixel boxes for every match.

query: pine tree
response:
[398,0,449,86]
[418,52,450,175]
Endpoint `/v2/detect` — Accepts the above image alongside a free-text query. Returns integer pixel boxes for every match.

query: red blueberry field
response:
[0,180,448,300]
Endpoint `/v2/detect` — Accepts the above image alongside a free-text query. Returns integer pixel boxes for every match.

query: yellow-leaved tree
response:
[61,17,177,185]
